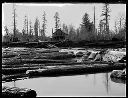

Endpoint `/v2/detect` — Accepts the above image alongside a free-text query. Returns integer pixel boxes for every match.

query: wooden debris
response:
[110,69,126,79]
[2,86,37,97]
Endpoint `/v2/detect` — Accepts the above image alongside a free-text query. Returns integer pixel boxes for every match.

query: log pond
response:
[2,47,126,97]
[2,72,126,97]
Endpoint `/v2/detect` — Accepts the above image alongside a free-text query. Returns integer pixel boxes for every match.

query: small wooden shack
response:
[52,29,68,41]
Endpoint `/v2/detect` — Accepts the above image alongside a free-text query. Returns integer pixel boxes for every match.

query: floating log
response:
[26,63,126,77]
[2,62,125,75]
[2,58,77,65]
[2,53,18,58]
[2,58,22,65]
[85,51,91,56]
[2,64,45,68]
[110,69,126,79]
[2,63,126,81]
[2,73,27,82]
[37,53,76,60]
[81,51,94,61]
[2,61,126,68]
[76,52,84,57]
[93,54,102,61]
[88,52,97,60]
[2,86,37,97]
[2,66,47,75]
[22,59,77,64]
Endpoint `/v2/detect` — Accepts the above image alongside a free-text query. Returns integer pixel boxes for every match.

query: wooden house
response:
[52,29,68,41]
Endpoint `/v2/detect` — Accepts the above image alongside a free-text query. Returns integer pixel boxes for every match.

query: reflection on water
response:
[103,73,110,94]
[2,72,126,97]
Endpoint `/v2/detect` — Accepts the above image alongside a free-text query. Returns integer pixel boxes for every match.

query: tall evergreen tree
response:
[34,17,39,42]
[80,13,94,41]
[42,11,47,36]
[81,13,91,32]
[54,12,60,31]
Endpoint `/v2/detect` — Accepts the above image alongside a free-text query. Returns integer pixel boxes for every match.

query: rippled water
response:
[2,72,126,97]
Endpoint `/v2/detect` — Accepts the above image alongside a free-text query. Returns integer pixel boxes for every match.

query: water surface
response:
[2,72,126,97]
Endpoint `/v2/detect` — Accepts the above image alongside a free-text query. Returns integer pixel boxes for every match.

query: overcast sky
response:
[2,3,126,36]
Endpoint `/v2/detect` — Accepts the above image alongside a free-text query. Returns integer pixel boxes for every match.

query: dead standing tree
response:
[23,15,29,41]
[41,11,47,41]
[117,15,126,41]
[113,14,126,41]
[29,20,33,41]
[98,20,106,40]
[101,3,110,40]
[12,3,19,42]
[93,6,97,41]
[29,20,32,36]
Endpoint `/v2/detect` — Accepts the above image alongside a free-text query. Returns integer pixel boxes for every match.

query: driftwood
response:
[2,86,37,97]
[110,69,126,79]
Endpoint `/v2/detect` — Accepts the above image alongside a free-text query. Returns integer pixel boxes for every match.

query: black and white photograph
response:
[2,2,126,97]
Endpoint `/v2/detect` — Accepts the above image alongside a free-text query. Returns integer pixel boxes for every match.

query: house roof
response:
[53,29,68,36]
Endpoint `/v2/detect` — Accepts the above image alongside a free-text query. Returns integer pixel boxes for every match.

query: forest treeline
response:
[3,4,126,43]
